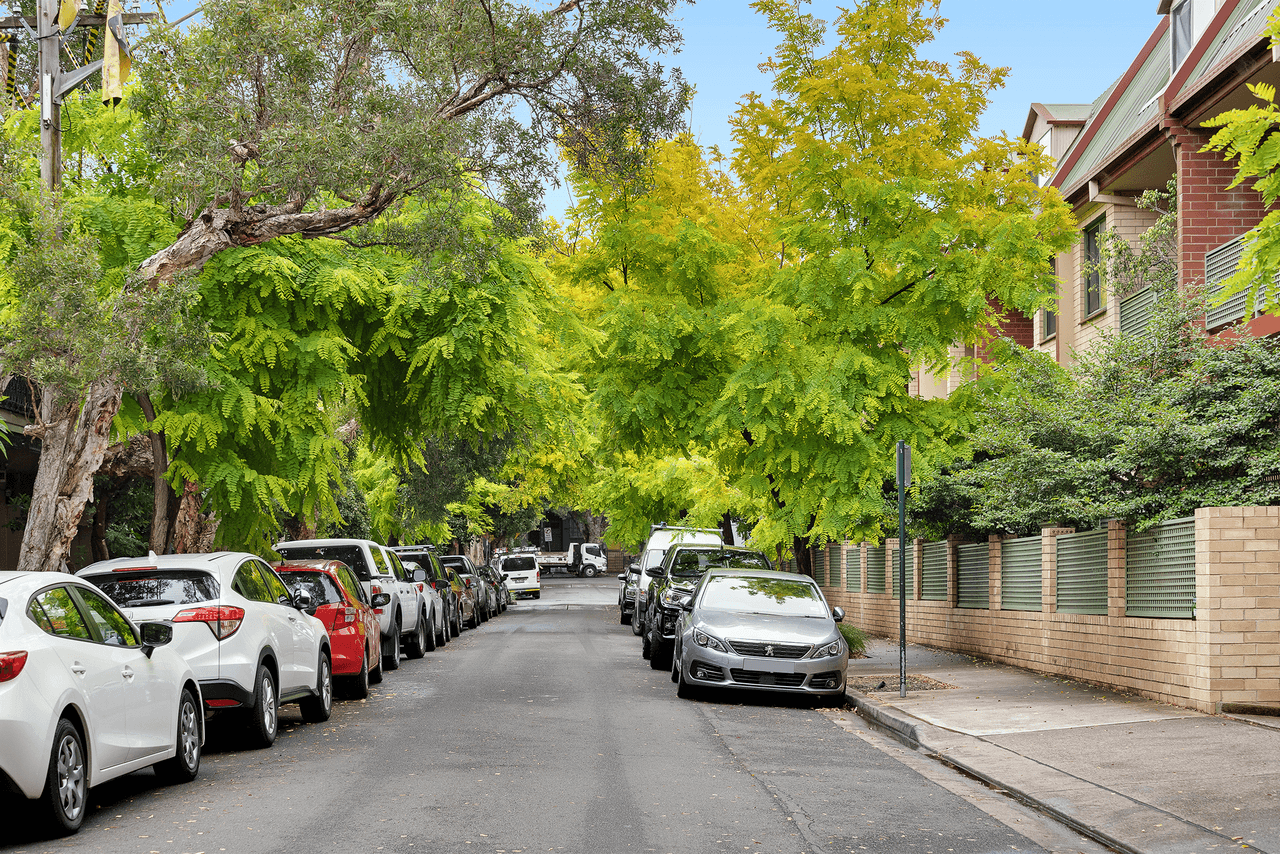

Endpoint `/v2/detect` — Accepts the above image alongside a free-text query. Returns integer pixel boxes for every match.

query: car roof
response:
[78,552,250,576]
[276,537,380,549]
[700,568,810,583]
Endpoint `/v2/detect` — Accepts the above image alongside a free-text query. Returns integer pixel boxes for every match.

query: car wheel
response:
[451,606,462,637]
[405,614,427,659]
[42,717,87,835]
[435,611,448,647]
[466,606,477,629]
[301,653,333,723]
[620,607,631,626]
[369,641,383,685]
[649,635,667,670]
[155,688,202,784]
[631,601,644,636]
[349,650,371,699]
[245,663,279,749]
[585,565,597,578]
[383,619,401,671]
[676,654,695,700]
[671,640,680,683]
[423,612,438,652]
[533,591,541,600]
[641,624,652,660]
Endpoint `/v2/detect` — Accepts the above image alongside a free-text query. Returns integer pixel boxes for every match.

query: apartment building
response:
[1029,0,1280,366]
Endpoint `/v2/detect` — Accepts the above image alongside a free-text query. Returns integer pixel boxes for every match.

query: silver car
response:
[671,569,848,701]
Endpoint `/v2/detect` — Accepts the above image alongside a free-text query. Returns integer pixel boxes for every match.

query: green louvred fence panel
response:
[889,542,901,598]
[825,545,841,588]
[846,545,862,592]
[1126,517,1195,618]
[866,544,886,593]
[921,541,947,600]
[1000,536,1043,612]
[1056,529,1109,615]
[813,547,826,585]
[956,543,989,608]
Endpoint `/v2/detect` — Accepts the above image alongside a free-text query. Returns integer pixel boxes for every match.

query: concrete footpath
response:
[837,639,1280,854]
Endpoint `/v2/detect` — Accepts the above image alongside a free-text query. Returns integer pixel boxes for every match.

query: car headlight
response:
[660,587,692,609]
[693,628,725,652]
[815,640,843,658]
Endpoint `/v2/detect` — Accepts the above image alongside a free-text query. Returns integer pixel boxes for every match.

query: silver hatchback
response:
[671,569,848,700]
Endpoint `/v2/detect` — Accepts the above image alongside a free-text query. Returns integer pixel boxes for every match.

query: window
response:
[369,545,389,576]
[1043,258,1058,339]
[278,544,372,581]
[75,587,139,646]
[233,562,273,602]
[1172,0,1193,69]
[1084,217,1104,317]
[30,588,92,640]
[257,563,293,604]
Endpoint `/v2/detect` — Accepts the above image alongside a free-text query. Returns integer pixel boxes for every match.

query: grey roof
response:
[1175,0,1280,103]
[1038,104,1093,123]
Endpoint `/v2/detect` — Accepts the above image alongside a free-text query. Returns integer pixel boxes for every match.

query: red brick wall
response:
[978,298,1035,363]
[1169,121,1272,291]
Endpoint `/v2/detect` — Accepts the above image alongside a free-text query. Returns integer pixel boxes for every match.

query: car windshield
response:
[277,545,372,581]
[699,576,828,618]
[503,556,537,572]
[278,571,343,606]
[670,549,770,578]
[85,570,220,608]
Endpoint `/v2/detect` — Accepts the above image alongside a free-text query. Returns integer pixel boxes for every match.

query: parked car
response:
[399,559,448,646]
[0,571,204,834]
[496,551,540,599]
[390,545,457,642]
[643,546,773,668]
[632,525,722,644]
[671,568,848,702]
[617,561,640,625]
[477,565,510,611]
[275,560,384,699]
[383,548,442,656]
[77,552,332,750]
[441,555,497,624]
[274,538,426,671]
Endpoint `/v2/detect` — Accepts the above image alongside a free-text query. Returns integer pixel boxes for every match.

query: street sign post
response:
[896,441,910,697]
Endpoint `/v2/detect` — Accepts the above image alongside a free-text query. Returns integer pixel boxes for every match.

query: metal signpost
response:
[896,440,910,698]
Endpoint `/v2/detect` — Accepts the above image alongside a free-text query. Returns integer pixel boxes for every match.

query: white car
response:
[78,552,332,749]
[274,538,433,670]
[497,552,541,599]
[633,526,723,646]
[0,571,204,835]
[384,549,445,652]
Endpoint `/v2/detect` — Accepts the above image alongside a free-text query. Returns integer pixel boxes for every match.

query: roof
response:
[1171,0,1280,107]
[1023,103,1093,140]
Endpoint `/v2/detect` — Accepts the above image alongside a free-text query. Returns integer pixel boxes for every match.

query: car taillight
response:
[536,570,541,582]
[0,651,28,683]
[173,605,245,640]
[333,607,357,628]
[417,582,425,593]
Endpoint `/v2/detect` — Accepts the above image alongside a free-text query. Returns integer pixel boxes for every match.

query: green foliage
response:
[917,290,1280,534]
[838,622,867,657]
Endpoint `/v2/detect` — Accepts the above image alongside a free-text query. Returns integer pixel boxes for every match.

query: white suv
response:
[274,538,432,670]
[78,552,332,748]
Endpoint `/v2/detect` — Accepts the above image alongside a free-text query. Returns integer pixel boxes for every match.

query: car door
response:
[231,559,298,691]
[28,586,134,771]
[71,584,178,761]
[256,561,317,693]
[384,550,419,632]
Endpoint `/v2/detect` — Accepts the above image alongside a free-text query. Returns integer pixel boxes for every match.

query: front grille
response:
[726,640,812,659]
[730,669,806,688]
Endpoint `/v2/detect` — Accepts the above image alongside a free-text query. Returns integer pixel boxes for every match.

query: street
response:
[3,578,1108,854]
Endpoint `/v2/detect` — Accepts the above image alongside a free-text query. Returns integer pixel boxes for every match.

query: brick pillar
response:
[1167,119,1271,291]
[946,534,964,609]
[989,534,1003,612]
[1041,526,1075,613]
[1108,519,1127,619]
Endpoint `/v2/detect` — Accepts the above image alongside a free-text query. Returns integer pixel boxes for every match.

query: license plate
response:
[744,658,795,673]
[512,576,528,583]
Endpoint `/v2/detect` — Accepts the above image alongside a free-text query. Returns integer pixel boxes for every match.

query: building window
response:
[1172,0,1193,70]
[1084,217,1104,318]
[1043,257,1058,339]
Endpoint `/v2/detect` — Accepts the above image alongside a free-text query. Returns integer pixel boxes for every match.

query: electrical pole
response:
[37,0,59,188]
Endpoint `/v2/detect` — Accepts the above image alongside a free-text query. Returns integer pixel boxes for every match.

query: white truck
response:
[535,542,608,577]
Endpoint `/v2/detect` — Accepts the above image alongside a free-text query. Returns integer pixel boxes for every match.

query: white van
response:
[631,525,722,642]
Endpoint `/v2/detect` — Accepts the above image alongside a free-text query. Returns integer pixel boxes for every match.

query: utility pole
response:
[0,1,156,190]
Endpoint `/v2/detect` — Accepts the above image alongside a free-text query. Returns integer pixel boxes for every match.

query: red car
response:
[276,559,385,698]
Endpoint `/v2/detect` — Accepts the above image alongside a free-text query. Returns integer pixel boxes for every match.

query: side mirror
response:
[617,573,626,580]
[680,601,694,612]
[501,573,509,581]
[832,606,845,623]
[293,589,314,611]
[371,592,391,608]
[139,621,173,658]
[412,568,427,583]
[649,568,666,578]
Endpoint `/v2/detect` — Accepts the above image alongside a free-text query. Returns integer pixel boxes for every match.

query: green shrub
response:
[838,622,867,657]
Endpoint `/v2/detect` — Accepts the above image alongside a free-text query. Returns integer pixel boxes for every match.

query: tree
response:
[4,0,692,571]
[550,1,1074,566]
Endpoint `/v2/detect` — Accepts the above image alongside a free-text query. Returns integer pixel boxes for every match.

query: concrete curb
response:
[847,692,1238,854]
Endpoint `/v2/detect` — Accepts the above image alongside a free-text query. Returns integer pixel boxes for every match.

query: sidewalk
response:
[837,639,1280,854]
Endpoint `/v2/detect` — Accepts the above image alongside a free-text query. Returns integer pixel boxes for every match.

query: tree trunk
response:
[791,535,813,577]
[17,379,124,573]
[90,496,109,563]
[135,393,175,554]
[170,479,204,554]
[719,512,735,546]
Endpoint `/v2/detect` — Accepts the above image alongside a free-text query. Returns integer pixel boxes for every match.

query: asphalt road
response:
[4,577,1108,853]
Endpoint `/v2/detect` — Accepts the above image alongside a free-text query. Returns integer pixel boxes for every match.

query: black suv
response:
[391,545,458,640]
[643,545,773,669]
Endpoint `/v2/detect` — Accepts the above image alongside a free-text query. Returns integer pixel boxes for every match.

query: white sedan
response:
[0,571,204,835]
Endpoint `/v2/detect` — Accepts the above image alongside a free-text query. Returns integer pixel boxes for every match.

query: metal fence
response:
[1126,517,1196,618]
[824,545,840,588]
[866,544,887,594]
[889,542,901,599]
[921,541,947,601]
[1056,529,1109,615]
[813,547,826,586]
[1000,536,1043,612]
[845,545,861,592]
[956,543,989,609]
